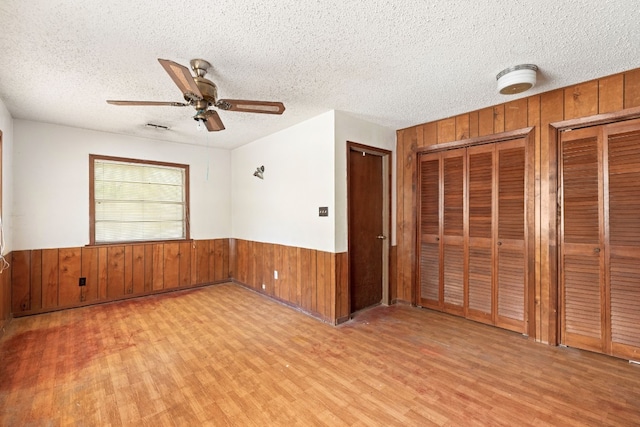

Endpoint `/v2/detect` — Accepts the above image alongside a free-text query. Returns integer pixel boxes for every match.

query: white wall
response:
[13,120,231,250]
[231,111,336,252]
[0,99,14,254]
[334,111,396,252]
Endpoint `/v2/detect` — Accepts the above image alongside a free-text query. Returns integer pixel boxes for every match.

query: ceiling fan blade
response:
[203,110,225,131]
[216,99,285,115]
[158,58,203,101]
[107,100,189,107]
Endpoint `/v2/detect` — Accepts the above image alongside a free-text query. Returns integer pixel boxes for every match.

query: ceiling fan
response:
[107,58,285,132]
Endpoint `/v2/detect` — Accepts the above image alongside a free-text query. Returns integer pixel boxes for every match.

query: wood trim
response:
[550,105,640,131]
[85,239,195,248]
[88,154,191,245]
[417,127,535,154]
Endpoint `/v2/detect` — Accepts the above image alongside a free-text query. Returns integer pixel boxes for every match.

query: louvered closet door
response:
[560,126,605,353]
[467,144,495,324]
[495,139,527,333]
[418,153,442,308]
[604,119,640,360]
[442,149,466,315]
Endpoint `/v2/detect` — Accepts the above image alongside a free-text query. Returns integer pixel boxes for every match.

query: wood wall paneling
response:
[132,245,145,295]
[469,111,480,139]
[81,247,99,302]
[540,89,564,345]
[179,242,191,288]
[144,244,154,293]
[227,238,345,324]
[505,98,528,131]
[455,114,470,140]
[493,105,505,133]
[624,69,640,108]
[399,67,640,347]
[163,243,180,289]
[152,244,164,291]
[478,107,494,136]
[599,74,624,113]
[42,249,59,308]
[437,117,456,144]
[401,128,417,302]
[0,255,11,334]
[58,247,82,306]
[263,243,274,297]
[106,246,125,298]
[335,252,349,322]
[98,247,108,300]
[11,250,30,312]
[528,96,542,340]
[124,245,133,295]
[564,81,598,120]
[9,240,231,317]
[196,240,209,285]
[394,129,404,303]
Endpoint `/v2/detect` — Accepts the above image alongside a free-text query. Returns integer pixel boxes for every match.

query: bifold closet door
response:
[603,120,640,361]
[604,119,640,359]
[495,139,527,332]
[560,126,606,353]
[467,144,494,324]
[418,153,441,309]
[560,120,640,359]
[441,150,465,315]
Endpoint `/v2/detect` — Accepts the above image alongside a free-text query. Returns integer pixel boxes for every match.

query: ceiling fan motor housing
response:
[192,77,218,106]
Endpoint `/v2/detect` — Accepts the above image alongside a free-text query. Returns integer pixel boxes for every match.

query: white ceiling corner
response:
[1,0,639,149]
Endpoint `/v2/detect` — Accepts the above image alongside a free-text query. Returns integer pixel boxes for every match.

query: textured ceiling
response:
[1,1,639,149]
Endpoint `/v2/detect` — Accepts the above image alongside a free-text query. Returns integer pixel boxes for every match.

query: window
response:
[90,155,189,244]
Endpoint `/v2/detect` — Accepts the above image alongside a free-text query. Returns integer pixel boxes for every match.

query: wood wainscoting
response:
[231,239,348,325]
[0,253,11,337]
[10,239,229,317]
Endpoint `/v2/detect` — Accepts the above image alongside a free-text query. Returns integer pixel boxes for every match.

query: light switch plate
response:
[319,207,329,217]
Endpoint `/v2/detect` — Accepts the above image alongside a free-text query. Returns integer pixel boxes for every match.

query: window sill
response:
[85,238,194,248]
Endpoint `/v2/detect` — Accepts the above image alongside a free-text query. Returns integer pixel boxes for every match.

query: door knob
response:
[377,235,386,240]
[594,247,601,253]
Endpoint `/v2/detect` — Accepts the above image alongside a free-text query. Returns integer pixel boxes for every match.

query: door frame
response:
[346,141,392,317]
[551,105,640,348]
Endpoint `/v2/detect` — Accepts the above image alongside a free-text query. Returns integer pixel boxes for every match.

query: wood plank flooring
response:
[1,283,639,426]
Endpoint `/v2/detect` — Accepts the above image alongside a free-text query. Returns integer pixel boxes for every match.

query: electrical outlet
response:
[78,277,87,287]
[274,270,278,279]
[261,283,266,290]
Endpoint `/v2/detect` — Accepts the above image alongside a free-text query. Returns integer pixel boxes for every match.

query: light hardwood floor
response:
[1,283,639,426]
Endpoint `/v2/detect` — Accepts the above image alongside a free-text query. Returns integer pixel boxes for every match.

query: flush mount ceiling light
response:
[496,64,538,95]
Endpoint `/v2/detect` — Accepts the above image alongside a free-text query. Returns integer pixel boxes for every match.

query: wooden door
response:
[562,119,640,359]
[467,144,495,324]
[418,152,441,309]
[495,139,527,333]
[349,148,383,313]
[560,126,605,353]
[417,137,528,334]
[605,119,640,360]
[442,149,466,315]
[560,120,640,359]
